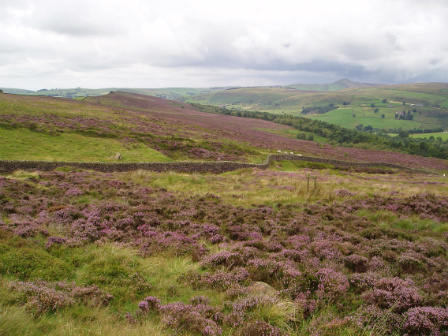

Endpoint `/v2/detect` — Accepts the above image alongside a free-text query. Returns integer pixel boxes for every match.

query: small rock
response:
[247,281,278,299]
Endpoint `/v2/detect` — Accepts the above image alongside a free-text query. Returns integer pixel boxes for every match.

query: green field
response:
[411,132,448,140]
[0,128,172,162]
[187,83,448,132]
[309,106,437,131]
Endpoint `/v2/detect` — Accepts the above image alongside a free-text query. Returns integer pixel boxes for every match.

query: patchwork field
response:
[187,83,448,133]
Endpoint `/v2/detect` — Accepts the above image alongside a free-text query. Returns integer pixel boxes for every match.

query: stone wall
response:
[0,154,433,174]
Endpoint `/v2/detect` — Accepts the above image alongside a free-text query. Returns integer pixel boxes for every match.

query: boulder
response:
[247,281,278,299]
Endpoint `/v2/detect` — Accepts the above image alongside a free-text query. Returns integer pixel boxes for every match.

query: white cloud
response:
[0,0,447,89]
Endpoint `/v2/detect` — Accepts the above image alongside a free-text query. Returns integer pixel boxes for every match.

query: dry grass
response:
[122,167,448,208]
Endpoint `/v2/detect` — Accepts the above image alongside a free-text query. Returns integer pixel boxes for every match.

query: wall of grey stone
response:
[0,154,432,174]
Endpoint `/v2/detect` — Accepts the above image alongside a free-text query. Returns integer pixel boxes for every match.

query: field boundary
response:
[0,154,435,174]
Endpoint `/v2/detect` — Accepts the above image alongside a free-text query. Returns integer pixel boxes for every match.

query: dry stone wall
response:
[0,154,432,174]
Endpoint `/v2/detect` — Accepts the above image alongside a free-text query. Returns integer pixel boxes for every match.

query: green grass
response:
[187,83,448,132]
[411,132,448,140]
[308,106,438,131]
[0,128,171,162]
[119,165,448,209]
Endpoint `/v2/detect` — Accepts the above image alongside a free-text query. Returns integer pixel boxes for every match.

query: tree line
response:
[190,103,448,160]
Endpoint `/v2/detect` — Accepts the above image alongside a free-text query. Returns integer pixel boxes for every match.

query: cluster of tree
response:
[190,103,448,160]
[356,124,373,132]
[409,127,444,134]
[301,103,338,115]
[395,110,414,120]
[296,132,314,141]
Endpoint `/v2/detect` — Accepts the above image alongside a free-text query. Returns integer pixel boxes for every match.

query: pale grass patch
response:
[121,168,448,208]
[0,303,168,336]
[256,299,298,329]
[53,315,168,336]
[6,170,40,181]
[129,169,154,184]
[140,254,198,277]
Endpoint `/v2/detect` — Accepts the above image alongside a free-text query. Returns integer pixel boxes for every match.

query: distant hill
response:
[186,82,448,133]
[0,86,228,100]
[3,80,448,133]
[0,88,35,95]
[286,78,381,91]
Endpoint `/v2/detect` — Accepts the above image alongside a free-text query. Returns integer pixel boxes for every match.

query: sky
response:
[1,0,447,90]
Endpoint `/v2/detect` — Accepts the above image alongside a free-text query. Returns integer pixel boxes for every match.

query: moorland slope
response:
[1,90,448,336]
[1,91,448,171]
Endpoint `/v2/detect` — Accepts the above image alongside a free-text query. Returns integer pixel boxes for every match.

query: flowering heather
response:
[8,280,113,316]
[315,268,349,301]
[403,307,448,335]
[240,320,286,336]
[362,277,422,313]
[136,296,223,336]
[1,166,448,334]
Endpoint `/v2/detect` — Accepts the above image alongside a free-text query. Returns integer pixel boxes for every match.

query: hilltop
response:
[286,78,380,91]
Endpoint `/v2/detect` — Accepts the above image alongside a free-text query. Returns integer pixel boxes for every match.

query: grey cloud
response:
[1,0,447,89]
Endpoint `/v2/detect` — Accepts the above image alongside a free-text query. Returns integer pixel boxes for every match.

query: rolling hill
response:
[187,82,448,133]
[1,89,448,336]
[7,80,448,134]
[1,90,448,171]
[286,78,381,91]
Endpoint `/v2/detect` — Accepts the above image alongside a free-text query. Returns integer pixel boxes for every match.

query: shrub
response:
[402,307,448,335]
[239,320,286,336]
[397,253,426,274]
[202,251,244,269]
[315,268,349,301]
[138,298,223,336]
[362,277,421,312]
[8,280,113,316]
[344,254,368,272]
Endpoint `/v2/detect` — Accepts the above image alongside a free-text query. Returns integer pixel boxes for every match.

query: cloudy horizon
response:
[1,0,447,91]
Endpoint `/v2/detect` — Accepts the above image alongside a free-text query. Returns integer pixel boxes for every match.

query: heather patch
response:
[1,167,448,335]
[7,280,113,316]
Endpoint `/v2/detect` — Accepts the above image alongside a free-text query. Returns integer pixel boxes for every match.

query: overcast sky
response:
[1,0,447,90]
